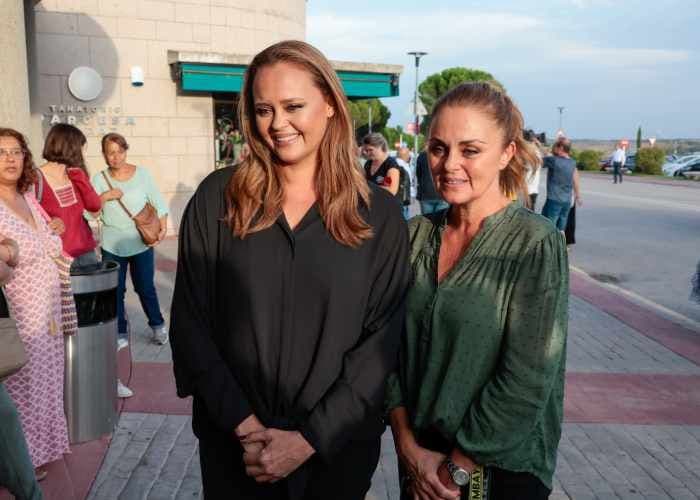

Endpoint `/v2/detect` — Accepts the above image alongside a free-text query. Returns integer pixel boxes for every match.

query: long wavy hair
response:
[226,40,372,247]
[430,82,540,200]
[0,128,37,194]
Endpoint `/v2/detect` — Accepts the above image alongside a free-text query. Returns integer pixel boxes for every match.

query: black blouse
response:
[170,167,409,463]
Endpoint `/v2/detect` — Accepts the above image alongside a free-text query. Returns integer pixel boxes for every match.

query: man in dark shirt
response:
[415,151,448,215]
[541,138,582,231]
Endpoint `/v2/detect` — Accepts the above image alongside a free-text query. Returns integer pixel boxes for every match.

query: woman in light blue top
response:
[91,133,169,348]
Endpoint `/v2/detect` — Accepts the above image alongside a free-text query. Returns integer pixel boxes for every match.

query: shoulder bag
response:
[0,289,28,382]
[102,170,161,245]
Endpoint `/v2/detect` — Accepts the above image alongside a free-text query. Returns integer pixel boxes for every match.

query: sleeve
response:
[68,168,102,212]
[384,367,405,413]
[454,231,569,465]
[142,168,169,217]
[91,171,107,195]
[169,182,253,433]
[298,203,410,461]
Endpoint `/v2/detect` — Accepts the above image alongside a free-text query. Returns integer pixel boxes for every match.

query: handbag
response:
[0,289,28,382]
[101,170,161,246]
[31,195,79,337]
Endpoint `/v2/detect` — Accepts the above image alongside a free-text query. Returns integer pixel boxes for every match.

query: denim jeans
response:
[401,205,410,220]
[0,384,43,500]
[541,199,571,231]
[420,200,449,215]
[101,248,164,336]
[613,161,623,183]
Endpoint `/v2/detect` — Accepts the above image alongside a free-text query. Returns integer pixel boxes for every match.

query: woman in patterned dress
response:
[0,128,69,478]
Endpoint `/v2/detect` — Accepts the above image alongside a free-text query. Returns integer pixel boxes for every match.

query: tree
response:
[382,125,425,152]
[347,99,391,141]
[418,67,504,133]
[636,126,642,150]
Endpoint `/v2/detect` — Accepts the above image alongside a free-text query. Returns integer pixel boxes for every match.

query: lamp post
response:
[407,51,427,159]
[557,106,565,136]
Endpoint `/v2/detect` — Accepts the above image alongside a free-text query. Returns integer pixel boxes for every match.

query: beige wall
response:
[0,1,31,137]
[31,0,306,233]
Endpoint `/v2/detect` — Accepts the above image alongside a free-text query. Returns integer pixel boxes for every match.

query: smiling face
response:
[252,62,335,170]
[0,136,25,186]
[427,105,514,207]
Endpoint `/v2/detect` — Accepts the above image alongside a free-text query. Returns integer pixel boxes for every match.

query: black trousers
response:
[529,193,538,210]
[199,435,380,500]
[564,205,576,246]
[399,430,551,500]
[613,161,623,183]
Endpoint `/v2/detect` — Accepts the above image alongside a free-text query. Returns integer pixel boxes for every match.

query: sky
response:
[306,0,700,140]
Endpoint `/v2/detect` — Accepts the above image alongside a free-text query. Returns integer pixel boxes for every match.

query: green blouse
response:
[386,202,568,489]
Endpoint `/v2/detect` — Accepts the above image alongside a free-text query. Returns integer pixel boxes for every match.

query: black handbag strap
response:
[101,170,134,219]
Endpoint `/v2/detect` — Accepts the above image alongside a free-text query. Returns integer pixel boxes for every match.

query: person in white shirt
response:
[524,130,542,209]
[612,144,626,184]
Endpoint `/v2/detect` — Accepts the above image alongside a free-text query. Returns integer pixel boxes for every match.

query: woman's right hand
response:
[398,439,460,500]
[101,188,123,202]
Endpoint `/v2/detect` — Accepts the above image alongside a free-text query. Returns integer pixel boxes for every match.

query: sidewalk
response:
[4,237,700,500]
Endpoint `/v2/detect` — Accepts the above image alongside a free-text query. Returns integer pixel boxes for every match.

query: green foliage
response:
[636,126,642,150]
[636,147,665,175]
[382,125,425,152]
[417,67,503,133]
[571,149,603,171]
[348,99,391,141]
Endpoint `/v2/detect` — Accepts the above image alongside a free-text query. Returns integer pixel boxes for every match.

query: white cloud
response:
[556,44,691,66]
[307,11,542,63]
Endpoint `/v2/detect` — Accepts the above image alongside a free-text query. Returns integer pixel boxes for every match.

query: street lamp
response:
[557,106,565,136]
[407,51,428,159]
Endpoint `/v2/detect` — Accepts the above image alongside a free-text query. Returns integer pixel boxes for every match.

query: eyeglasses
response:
[0,149,25,159]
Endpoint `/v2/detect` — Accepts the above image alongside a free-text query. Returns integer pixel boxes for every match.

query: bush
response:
[572,149,603,171]
[636,147,665,175]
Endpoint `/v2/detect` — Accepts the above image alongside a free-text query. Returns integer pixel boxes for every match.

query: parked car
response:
[600,154,636,173]
[662,154,700,176]
[677,159,700,179]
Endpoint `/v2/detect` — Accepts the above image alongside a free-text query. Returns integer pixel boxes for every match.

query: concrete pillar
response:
[0,1,31,136]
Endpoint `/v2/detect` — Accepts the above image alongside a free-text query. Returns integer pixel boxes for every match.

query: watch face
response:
[453,469,470,486]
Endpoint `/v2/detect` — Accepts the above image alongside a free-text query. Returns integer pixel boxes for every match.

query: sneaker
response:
[117,337,129,351]
[117,379,134,398]
[152,325,168,345]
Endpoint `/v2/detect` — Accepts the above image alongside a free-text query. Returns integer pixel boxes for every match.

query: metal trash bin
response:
[64,261,119,443]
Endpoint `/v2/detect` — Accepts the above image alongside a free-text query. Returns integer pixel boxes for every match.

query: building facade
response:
[2,0,401,233]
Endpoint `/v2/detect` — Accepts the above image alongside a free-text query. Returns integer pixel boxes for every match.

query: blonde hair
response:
[430,82,540,200]
[226,40,372,247]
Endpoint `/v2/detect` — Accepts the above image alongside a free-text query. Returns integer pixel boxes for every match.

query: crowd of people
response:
[2,39,575,500]
[0,125,169,499]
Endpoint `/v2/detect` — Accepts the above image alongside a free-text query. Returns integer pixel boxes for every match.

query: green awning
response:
[178,63,399,99]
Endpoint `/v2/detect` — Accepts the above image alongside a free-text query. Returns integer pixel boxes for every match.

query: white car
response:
[662,155,700,176]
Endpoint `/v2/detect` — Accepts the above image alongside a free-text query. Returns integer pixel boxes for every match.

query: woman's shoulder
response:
[407,209,444,239]
[366,183,402,222]
[196,166,234,196]
[509,204,563,251]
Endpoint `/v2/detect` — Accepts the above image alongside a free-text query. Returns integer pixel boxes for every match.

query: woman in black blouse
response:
[170,40,409,500]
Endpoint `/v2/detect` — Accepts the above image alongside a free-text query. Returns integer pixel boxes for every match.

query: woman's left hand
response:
[48,217,65,236]
[241,429,315,483]
[149,217,168,247]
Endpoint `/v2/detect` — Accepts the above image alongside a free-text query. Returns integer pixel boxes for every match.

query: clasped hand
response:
[398,438,460,500]
[239,426,314,483]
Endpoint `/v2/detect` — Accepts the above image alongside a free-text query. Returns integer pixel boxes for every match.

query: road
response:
[537,172,700,325]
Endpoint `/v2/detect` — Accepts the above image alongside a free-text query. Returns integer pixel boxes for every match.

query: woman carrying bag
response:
[90,133,168,350]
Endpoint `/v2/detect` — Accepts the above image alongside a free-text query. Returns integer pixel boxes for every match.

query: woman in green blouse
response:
[386,82,568,500]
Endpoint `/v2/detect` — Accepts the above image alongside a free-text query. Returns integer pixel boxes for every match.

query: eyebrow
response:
[254,98,306,105]
[429,138,487,146]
